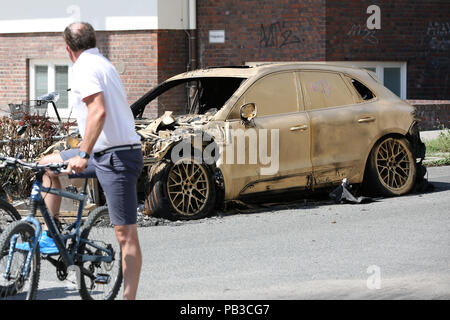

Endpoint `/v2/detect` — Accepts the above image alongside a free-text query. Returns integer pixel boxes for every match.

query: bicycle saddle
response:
[37,91,60,103]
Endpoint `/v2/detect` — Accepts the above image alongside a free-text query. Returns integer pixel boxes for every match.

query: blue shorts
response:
[60,148,144,226]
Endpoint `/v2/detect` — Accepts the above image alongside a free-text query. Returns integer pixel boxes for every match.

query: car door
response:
[299,70,379,186]
[221,71,312,198]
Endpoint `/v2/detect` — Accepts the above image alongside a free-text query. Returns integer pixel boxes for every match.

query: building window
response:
[383,67,401,98]
[29,60,72,118]
[335,61,407,99]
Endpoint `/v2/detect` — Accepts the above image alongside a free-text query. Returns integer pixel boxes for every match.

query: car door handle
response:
[358,116,376,123]
[290,124,308,131]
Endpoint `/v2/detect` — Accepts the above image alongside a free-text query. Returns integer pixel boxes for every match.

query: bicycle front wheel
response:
[0,199,21,234]
[77,206,122,300]
[0,220,40,300]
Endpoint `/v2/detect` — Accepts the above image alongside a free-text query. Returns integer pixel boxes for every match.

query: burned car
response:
[132,63,426,221]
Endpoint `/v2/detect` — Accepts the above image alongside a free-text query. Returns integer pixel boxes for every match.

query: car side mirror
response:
[239,103,257,126]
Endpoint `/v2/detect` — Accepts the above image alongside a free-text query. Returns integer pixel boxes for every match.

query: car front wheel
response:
[146,157,216,221]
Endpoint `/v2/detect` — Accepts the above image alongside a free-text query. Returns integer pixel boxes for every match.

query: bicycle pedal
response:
[94,273,110,285]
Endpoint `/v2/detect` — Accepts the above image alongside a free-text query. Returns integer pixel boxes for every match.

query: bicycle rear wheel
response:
[0,220,40,300]
[77,206,122,300]
[0,199,21,234]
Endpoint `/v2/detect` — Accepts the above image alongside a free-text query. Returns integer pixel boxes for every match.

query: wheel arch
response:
[361,129,409,183]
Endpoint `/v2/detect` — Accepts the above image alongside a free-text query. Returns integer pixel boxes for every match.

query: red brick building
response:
[0,0,449,128]
[196,0,449,128]
[0,1,190,119]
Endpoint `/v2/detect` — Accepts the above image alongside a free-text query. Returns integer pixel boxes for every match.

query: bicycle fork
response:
[3,216,41,283]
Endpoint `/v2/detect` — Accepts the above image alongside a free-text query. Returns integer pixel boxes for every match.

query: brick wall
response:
[155,30,188,116]
[98,31,158,116]
[0,33,67,106]
[197,0,326,67]
[0,29,188,119]
[325,0,450,100]
[408,100,450,130]
[197,0,449,100]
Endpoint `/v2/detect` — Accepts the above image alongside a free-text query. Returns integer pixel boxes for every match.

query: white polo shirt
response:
[71,48,141,153]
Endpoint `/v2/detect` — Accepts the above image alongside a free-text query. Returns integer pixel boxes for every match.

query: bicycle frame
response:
[4,170,113,283]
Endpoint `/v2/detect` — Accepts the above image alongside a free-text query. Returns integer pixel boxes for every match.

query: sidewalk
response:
[420,129,447,142]
[420,129,449,165]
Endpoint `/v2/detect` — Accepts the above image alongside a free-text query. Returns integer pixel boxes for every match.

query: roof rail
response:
[206,65,252,69]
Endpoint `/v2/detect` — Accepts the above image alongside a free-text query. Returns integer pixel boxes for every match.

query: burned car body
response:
[131,63,426,220]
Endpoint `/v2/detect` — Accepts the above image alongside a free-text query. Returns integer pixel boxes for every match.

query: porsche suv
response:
[130,63,426,220]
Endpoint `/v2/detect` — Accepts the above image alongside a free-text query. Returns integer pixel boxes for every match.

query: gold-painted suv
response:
[131,63,426,220]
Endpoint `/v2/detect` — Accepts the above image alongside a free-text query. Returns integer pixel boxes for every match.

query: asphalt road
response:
[32,165,450,300]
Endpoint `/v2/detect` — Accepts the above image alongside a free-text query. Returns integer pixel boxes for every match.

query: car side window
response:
[300,71,354,110]
[241,71,299,117]
[346,76,375,102]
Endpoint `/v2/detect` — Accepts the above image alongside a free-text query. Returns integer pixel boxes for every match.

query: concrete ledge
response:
[407,100,450,131]
[420,129,447,142]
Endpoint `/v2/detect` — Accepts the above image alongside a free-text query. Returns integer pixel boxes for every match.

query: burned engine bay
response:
[131,76,245,163]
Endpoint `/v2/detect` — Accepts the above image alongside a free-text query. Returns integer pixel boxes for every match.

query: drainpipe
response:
[188,0,197,71]
[187,0,197,112]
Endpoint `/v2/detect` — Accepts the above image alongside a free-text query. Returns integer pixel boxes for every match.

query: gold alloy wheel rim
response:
[167,160,210,216]
[375,138,412,190]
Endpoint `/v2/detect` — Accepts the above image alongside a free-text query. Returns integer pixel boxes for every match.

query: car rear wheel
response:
[366,136,417,196]
[146,157,216,221]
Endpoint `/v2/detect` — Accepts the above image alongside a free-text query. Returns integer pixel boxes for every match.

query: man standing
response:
[39,22,143,300]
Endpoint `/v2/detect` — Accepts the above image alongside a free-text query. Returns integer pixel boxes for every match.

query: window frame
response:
[29,59,73,119]
[229,71,301,119]
[323,61,407,99]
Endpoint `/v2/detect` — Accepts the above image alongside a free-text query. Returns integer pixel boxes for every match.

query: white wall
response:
[0,0,191,33]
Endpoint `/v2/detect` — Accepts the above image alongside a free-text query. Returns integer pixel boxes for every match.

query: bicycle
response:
[0,155,122,300]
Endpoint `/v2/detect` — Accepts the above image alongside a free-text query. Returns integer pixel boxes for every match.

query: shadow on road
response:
[138,177,450,226]
[35,286,80,300]
[217,190,338,218]
[426,181,450,192]
[215,178,450,218]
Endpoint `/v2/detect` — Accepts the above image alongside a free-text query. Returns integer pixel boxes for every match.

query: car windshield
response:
[130,77,246,119]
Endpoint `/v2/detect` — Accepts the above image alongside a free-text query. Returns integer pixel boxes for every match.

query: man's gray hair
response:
[63,22,96,52]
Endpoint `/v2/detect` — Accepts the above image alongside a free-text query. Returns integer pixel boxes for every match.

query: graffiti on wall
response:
[425,21,450,52]
[416,21,450,99]
[346,23,379,45]
[345,5,381,45]
[259,21,304,49]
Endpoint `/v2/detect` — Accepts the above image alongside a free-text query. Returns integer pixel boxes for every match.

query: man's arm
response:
[67,92,106,173]
[79,92,106,155]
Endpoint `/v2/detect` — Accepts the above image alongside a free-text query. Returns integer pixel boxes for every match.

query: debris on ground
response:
[329,178,375,204]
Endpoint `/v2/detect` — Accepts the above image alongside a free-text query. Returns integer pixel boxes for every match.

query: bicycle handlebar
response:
[0,155,68,174]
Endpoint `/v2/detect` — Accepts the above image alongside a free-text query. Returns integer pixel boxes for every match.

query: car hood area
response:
[135,108,224,165]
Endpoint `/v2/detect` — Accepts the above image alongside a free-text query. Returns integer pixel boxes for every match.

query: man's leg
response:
[94,149,144,300]
[39,149,95,224]
[38,153,65,216]
[114,224,142,300]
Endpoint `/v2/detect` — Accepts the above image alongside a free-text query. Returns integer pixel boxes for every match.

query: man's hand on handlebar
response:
[66,155,88,175]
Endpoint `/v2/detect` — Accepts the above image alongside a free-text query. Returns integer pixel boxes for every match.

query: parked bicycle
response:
[0,155,121,300]
[1,89,80,202]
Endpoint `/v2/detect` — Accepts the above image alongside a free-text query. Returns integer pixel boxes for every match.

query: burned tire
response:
[146,157,216,221]
[366,136,417,196]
